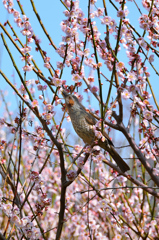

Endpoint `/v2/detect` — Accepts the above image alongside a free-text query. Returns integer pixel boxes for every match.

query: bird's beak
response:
[61,89,69,98]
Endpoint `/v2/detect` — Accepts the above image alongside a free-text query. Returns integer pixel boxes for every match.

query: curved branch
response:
[112,111,159,187]
[102,158,159,198]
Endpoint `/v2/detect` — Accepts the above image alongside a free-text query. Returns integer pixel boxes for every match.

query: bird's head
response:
[62,90,82,111]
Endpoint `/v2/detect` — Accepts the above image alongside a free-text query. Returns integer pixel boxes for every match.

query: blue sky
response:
[0,0,159,124]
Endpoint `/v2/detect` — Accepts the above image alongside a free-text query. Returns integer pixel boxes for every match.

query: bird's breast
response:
[69,110,95,144]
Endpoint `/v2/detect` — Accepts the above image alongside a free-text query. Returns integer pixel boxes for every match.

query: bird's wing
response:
[84,112,97,125]
[84,109,114,146]
[84,112,113,145]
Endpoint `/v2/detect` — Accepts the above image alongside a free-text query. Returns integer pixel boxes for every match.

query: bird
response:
[62,90,130,173]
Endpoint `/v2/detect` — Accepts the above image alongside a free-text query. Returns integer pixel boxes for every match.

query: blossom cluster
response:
[1,0,159,239]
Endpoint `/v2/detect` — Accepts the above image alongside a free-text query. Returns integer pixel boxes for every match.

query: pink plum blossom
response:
[66,170,77,181]
[31,99,39,108]
[143,110,153,121]
[121,89,130,99]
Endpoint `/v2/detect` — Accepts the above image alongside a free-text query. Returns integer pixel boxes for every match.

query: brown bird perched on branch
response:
[62,90,130,173]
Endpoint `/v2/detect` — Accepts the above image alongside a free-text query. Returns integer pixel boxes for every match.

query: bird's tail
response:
[99,140,130,173]
[108,146,130,172]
